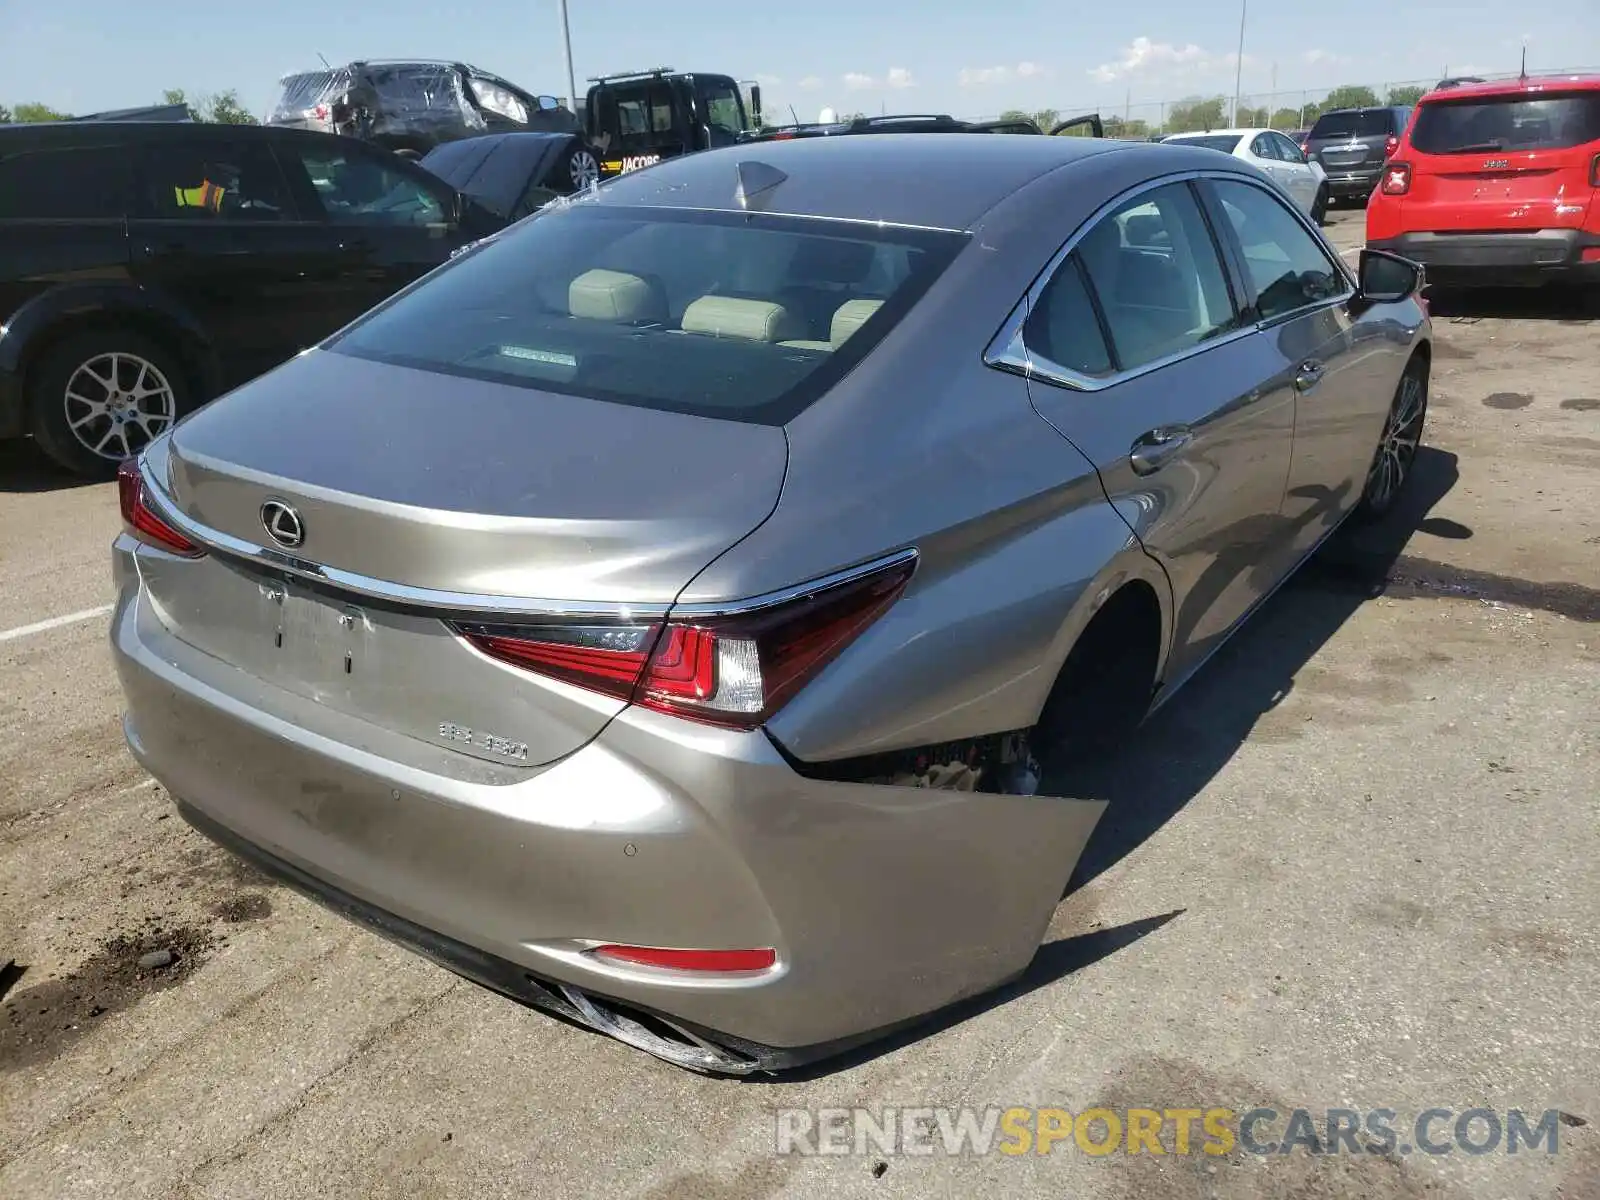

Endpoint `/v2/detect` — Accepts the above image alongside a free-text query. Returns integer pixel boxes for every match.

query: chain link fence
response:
[979,66,1597,138]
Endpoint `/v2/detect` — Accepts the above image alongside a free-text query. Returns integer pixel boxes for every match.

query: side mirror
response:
[749,84,763,129]
[537,94,561,112]
[1355,247,1423,304]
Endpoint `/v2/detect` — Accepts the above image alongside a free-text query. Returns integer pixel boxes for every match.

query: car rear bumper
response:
[1319,166,1383,198]
[110,537,1104,1071]
[1368,229,1600,286]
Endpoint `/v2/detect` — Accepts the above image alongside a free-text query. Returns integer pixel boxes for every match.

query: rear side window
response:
[1310,109,1394,138]
[328,203,967,424]
[1173,134,1244,153]
[1410,92,1600,153]
[1024,255,1113,376]
[0,144,132,219]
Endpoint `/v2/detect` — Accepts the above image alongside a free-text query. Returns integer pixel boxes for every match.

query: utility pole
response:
[557,0,578,112]
[1231,0,1247,126]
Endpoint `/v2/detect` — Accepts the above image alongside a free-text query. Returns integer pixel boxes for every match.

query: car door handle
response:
[1294,360,1326,392]
[1129,426,1194,476]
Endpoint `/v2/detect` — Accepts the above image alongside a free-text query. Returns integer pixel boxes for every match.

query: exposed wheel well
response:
[19,311,212,417]
[1033,579,1164,771]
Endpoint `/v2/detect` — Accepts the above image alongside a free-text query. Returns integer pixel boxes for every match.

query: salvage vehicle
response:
[1367,74,1600,289]
[112,134,1432,1075]
[421,131,604,209]
[1162,127,1330,221]
[582,68,760,178]
[0,121,503,477]
[268,60,583,161]
[1302,104,1414,205]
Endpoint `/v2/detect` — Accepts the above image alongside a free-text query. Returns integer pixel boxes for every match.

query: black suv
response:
[1302,105,1414,204]
[269,60,583,160]
[0,121,503,477]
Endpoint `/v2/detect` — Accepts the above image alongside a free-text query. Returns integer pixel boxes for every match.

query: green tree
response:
[1320,84,1380,112]
[998,109,1030,123]
[1386,85,1427,106]
[1270,106,1303,130]
[163,87,259,125]
[1031,108,1059,132]
[13,101,70,122]
[1165,96,1226,133]
[0,104,11,123]
[1236,105,1270,127]
[1103,115,1150,139]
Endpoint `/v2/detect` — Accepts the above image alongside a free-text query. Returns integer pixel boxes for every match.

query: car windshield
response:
[1410,92,1600,153]
[271,71,342,120]
[328,203,967,424]
[1170,134,1242,152]
[696,78,745,139]
[1311,110,1394,138]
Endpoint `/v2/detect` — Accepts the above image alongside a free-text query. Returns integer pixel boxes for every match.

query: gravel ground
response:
[1,208,1597,1199]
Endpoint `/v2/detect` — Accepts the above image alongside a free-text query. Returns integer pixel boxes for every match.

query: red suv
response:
[1366,75,1600,287]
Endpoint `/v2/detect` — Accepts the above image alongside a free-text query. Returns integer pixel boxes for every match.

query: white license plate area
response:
[258,578,373,694]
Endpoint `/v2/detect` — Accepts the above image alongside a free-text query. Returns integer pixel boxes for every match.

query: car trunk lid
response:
[137,350,788,767]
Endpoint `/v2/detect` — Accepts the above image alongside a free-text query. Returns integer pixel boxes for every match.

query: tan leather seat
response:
[568,269,666,323]
[680,296,804,343]
[779,297,884,352]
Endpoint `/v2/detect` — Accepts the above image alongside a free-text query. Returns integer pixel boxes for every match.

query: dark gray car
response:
[112,135,1432,1075]
[1304,105,1413,204]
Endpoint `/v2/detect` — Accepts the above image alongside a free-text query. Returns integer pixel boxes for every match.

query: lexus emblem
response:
[260,499,305,549]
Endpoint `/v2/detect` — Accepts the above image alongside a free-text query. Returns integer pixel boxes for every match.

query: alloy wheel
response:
[1366,370,1425,510]
[569,149,601,190]
[63,352,177,461]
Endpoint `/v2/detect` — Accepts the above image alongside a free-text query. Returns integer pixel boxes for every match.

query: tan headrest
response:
[569,269,665,323]
[829,298,883,347]
[681,296,804,343]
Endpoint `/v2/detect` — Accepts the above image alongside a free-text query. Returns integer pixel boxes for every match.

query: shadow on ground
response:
[1425,286,1598,323]
[0,438,102,494]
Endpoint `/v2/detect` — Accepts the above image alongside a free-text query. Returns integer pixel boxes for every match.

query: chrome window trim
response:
[138,463,917,622]
[983,168,1354,394]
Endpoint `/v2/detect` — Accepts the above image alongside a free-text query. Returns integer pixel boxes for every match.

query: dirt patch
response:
[1483,392,1534,410]
[1486,926,1572,964]
[212,892,273,923]
[0,925,215,1072]
[1382,557,1600,622]
[1561,398,1600,412]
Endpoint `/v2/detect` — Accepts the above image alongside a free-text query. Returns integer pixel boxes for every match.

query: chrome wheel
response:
[63,352,177,461]
[1366,369,1426,510]
[569,148,600,190]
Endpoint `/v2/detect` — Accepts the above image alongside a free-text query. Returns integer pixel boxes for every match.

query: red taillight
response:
[589,945,777,973]
[1384,134,1400,158]
[1381,162,1412,195]
[116,460,203,557]
[311,103,331,122]
[457,554,917,730]
[1590,152,1600,188]
[1299,141,1310,156]
[771,130,796,140]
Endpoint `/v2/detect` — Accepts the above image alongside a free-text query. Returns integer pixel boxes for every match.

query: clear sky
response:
[4,0,1597,123]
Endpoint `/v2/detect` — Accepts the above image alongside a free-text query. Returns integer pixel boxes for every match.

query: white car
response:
[1161,128,1329,223]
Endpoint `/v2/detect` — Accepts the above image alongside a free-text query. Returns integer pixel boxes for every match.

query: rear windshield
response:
[1310,109,1398,138]
[1168,134,1242,153]
[328,203,967,425]
[272,71,343,119]
[1410,92,1600,153]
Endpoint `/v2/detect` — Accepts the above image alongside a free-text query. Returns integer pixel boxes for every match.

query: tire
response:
[27,329,191,479]
[1353,357,1428,523]
[1310,184,1329,226]
[560,143,601,193]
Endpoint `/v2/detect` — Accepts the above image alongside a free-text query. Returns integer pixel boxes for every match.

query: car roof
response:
[1166,129,1258,138]
[1420,73,1600,101]
[586,133,1139,231]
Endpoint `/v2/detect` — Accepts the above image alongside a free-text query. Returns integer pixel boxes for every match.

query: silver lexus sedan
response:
[111,134,1431,1074]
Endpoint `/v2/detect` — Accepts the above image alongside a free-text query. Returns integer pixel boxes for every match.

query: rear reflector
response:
[456,553,917,730]
[1381,162,1412,196]
[590,945,778,973]
[116,460,203,557]
[1582,247,1600,264]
